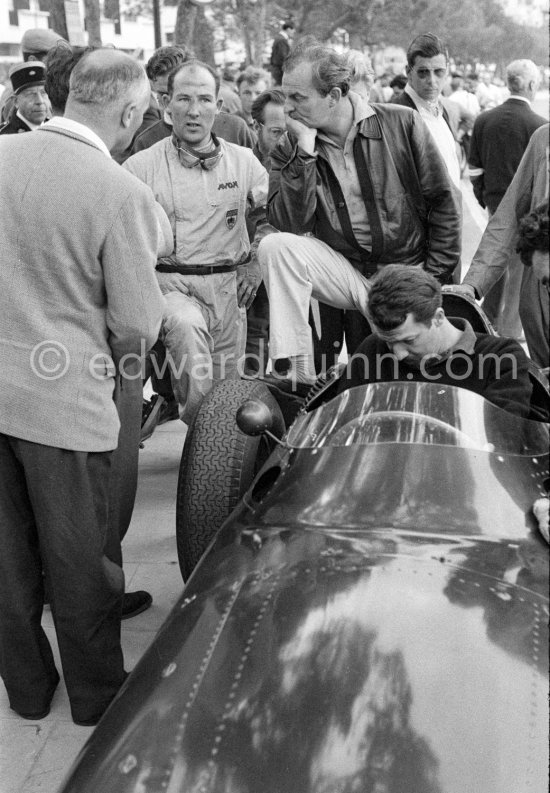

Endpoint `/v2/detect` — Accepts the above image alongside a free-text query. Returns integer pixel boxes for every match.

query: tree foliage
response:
[260,0,548,67]
[118,0,548,73]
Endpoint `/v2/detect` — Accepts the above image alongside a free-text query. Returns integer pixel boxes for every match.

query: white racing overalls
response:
[124,136,268,422]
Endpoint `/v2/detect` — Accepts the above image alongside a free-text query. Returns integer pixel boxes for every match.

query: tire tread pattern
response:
[176,380,275,580]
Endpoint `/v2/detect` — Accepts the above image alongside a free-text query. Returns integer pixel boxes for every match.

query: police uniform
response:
[0,61,46,136]
[124,134,268,422]
[0,112,34,135]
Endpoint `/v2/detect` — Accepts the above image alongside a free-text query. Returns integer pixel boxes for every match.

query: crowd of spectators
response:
[0,25,548,724]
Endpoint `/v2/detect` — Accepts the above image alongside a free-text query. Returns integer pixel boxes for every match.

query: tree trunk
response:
[84,0,102,46]
[250,0,268,67]
[194,8,215,64]
[234,0,267,66]
[43,0,69,40]
[175,0,215,64]
[175,0,198,51]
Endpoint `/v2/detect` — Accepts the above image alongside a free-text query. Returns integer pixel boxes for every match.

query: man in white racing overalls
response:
[124,59,268,423]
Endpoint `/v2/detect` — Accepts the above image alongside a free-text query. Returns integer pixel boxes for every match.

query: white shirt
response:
[405,85,461,187]
[316,91,373,249]
[42,116,111,158]
[448,89,480,117]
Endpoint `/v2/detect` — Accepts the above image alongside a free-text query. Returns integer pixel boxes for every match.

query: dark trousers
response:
[244,282,270,375]
[106,365,143,565]
[313,304,372,373]
[0,435,125,723]
[519,266,550,370]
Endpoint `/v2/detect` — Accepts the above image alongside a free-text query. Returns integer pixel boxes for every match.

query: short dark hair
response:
[146,46,191,80]
[284,43,350,97]
[367,265,442,330]
[282,22,294,31]
[390,74,407,90]
[45,43,90,114]
[406,33,448,69]
[167,59,220,97]
[236,66,270,89]
[251,87,285,124]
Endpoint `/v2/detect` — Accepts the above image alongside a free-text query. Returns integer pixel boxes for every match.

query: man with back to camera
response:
[338,265,533,418]
[270,21,295,86]
[463,59,546,335]
[42,42,172,619]
[124,60,268,424]
[257,41,461,393]
[0,61,49,134]
[0,49,168,725]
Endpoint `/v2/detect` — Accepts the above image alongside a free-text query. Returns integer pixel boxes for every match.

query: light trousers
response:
[158,271,246,424]
[258,233,371,360]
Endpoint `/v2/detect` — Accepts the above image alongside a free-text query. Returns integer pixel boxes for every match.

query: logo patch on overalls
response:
[225,208,238,229]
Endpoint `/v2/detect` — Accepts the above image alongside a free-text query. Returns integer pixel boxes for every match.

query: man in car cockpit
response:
[338,265,534,418]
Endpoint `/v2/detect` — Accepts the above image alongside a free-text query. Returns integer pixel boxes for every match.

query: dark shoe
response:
[72,672,129,726]
[140,394,165,442]
[158,396,179,425]
[12,705,51,720]
[251,373,313,399]
[11,670,60,720]
[121,590,152,620]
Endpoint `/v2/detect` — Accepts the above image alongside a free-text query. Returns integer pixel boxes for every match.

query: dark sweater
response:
[338,318,533,418]
[131,113,256,155]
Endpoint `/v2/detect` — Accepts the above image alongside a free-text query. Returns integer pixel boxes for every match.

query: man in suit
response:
[270,21,294,86]
[466,59,546,333]
[0,49,168,725]
[468,60,545,214]
[0,61,48,134]
[0,27,65,123]
[392,33,462,188]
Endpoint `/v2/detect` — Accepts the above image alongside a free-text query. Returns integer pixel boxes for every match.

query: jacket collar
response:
[348,91,382,140]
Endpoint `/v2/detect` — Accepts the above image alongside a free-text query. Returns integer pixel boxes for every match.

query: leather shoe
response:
[247,373,313,399]
[11,670,60,720]
[12,705,51,720]
[121,590,152,620]
[72,672,129,726]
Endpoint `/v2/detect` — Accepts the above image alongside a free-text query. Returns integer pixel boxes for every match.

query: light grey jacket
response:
[0,125,167,451]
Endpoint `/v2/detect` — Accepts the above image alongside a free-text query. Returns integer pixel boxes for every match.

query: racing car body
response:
[58,381,549,793]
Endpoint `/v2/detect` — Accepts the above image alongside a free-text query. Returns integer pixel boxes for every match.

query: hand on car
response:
[236,261,262,310]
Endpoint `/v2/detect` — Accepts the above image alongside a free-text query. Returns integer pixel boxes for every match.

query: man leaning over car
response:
[338,265,533,419]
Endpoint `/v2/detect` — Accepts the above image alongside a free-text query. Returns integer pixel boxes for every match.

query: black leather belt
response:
[156,262,239,276]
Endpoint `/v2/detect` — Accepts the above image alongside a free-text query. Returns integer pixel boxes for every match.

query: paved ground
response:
[0,419,187,793]
[0,175,496,793]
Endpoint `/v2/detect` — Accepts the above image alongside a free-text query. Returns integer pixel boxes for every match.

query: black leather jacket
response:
[267,101,462,283]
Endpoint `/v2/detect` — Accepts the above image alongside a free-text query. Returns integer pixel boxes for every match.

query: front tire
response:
[176,379,281,580]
